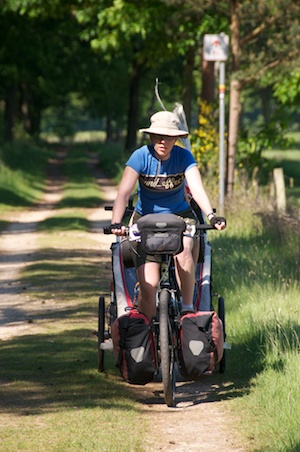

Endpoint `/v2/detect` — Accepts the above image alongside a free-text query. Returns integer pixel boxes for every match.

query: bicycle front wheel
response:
[159,288,176,407]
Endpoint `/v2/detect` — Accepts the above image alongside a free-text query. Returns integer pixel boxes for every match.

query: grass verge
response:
[0,141,51,213]
[263,148,300,209]
[210,199,300,451]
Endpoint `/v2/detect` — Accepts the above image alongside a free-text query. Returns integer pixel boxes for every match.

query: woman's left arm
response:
[185,166,214,217]
[185,166,226,230]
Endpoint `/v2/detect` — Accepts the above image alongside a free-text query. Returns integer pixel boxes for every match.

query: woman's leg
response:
[192,237,200,264]
[175,236,196,308]
[136,261,160,320]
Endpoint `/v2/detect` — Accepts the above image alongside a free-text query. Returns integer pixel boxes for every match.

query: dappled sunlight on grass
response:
[0,168,46,208]
[263,148,300,210]
[19,246,110,303]
[0,142,51,211]
[0,329,146,451]
[211,212,299,299]
[38,214,90,232]
[0,329,126,414]
[231,351,300,451]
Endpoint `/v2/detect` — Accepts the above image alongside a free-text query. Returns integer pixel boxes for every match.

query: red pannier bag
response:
[111,309,156,385]
[179,311,224,379]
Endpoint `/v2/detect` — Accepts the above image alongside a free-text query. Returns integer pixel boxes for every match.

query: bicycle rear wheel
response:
[159,288,176,407]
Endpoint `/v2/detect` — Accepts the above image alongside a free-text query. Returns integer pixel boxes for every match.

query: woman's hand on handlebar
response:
[209,216,227,230]
[110,223,127,236]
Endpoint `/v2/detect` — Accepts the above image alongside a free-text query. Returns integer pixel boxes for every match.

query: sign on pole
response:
[203,33,229,216]
[203,33,229,62]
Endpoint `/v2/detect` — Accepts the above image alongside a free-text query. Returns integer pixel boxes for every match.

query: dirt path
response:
[0,150,115,340]
[0,150,246,452]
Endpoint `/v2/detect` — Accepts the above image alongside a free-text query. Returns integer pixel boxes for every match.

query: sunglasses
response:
[150,134,177,142]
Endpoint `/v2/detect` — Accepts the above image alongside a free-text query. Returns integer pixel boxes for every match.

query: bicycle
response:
[98,204,226,407]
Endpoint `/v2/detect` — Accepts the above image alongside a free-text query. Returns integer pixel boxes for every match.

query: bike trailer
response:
[111,309,157,385]
[193,242,213,311]
[179,310,224,379]
[111,239,136,317]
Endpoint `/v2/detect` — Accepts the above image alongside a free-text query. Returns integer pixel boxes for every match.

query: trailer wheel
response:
[218,296,226,374]
[98,296,105,372]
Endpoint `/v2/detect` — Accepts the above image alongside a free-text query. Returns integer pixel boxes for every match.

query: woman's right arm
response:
[111,166,139,233]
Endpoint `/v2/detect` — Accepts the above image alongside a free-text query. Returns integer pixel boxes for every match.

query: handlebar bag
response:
[137,213,186,255]
[111,309,157,385]
[179,311,224,379]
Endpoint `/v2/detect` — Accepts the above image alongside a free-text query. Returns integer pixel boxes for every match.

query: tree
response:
[76,0,229,150]
[161,0,300,196]
[225,0,300,196]
[273,71,300,107]
[75,0,198,150]
[1,0,228,148]
[1,0,130,142]
[0,5,95,141]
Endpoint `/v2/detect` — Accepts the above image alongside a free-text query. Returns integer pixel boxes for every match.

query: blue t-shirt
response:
[126,144,197,215]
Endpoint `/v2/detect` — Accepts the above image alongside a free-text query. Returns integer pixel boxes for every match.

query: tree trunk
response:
[4,85,17,142]
[30,107,41,138]
[125,61,141,153]
[20,82,31,135]
[182,46,195,126]
[226,0,242,196]
[227,78,242,197]
[259,86,272,124]
[201,60,215,103]
[105,114,113,143]
[18,83,41,139]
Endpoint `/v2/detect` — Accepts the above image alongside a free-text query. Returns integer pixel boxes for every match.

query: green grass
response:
[58,145,104,208]
[286,130,300,144]
[73,130,106,142]
[262,148,300,208]
[0,140,126,218]
[209,202,300,451]
[0,332,146,451]
[96,142,129,182]
[38,211,90,232]
[0,141,50,211]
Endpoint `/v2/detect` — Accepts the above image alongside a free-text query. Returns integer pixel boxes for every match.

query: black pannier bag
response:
[137,213,186,255]
[179,311,224,379]
[111,309,156,385]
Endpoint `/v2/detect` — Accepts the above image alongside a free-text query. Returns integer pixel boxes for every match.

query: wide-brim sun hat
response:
[139,111,189,137]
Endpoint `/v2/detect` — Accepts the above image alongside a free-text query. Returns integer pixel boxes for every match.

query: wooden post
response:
[273,168,286,214]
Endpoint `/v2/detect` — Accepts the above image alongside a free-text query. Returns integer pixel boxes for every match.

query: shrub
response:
[190,100,219,178]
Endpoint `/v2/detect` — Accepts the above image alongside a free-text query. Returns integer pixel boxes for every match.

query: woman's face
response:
[150,134,177,161]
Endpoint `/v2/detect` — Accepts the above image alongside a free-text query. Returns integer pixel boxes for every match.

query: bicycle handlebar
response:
[103,222,215,235]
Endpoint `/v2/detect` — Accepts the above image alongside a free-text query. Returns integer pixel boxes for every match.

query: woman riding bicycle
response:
[110,111,226,320]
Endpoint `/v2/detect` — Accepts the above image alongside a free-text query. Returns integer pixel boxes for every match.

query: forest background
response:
[1,0,300,198]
